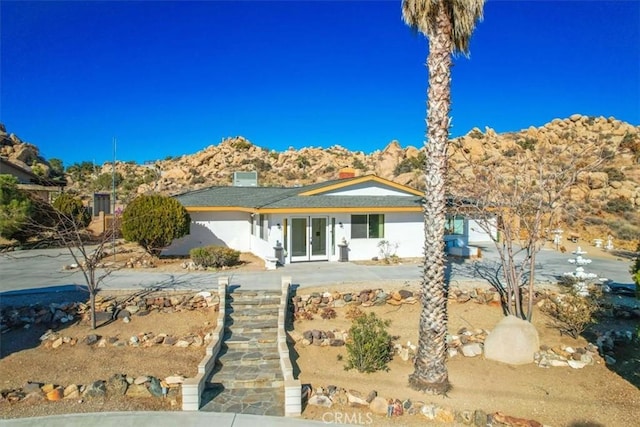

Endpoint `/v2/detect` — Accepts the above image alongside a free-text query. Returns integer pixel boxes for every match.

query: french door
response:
[290,216,328,262]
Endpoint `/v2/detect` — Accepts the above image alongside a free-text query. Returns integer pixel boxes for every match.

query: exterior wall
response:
[324,182,413,196]
[163,211,251,256]
[343,211,423,261]
[467,218,497,243]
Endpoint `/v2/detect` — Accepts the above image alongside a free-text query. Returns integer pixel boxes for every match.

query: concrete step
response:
[224,330,278,348]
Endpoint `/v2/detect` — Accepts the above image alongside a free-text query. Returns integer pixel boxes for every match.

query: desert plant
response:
[541,284,601,339]
[121,194,190,256]
[320,307,337,320]
[344,312,393,373]
[604,197,633,213]
[189,245,240,268]
[378,240,399,263]
[52,193,91,229]
[352,158,366,170]
[345,305,364,320]
[603,167,625,182]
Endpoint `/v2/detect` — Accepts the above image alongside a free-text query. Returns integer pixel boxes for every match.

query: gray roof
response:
[173,177,424,211]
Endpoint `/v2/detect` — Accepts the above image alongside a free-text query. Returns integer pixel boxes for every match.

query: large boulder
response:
[484,315,539,365]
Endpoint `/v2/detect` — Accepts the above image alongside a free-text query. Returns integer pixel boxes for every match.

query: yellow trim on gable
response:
[298,175,423,196]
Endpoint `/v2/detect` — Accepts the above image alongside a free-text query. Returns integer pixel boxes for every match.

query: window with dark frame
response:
[351,214,384,239]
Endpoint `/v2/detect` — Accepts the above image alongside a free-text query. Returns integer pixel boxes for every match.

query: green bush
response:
[0,175,33,242]
[53,193,91,228]
[344,312,393,373]
[190,245,240,268]
[121,194,190,256]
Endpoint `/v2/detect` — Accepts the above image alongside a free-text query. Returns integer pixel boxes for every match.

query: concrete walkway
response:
[0,412,328,427]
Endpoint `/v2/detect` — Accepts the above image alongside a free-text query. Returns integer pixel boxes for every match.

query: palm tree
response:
[402,0,484,394]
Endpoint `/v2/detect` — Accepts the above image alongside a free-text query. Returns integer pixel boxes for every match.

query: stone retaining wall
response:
[278,276,301,417]
[182,277,228,411]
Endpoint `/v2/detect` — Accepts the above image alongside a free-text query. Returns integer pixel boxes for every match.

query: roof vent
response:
[233,171,258,187]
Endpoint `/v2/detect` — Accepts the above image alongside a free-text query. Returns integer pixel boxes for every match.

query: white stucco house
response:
[164,174,496,264]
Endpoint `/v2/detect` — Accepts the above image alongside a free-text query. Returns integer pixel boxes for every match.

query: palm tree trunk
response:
[409,4,452,395]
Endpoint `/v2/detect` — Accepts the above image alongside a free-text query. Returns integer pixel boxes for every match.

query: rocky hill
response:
[1,115,639,247]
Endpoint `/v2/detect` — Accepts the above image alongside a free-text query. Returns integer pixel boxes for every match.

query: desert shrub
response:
[603,167,625,182]
[52,193,91,228]
[584,216,604,226]
[344,312,393,373]
[352,158,366,170]
[320,307,337,320]
[189,245,240,268]
[231,139,252,150]
[394,152,425,175]
[190,175,206,184]
[620,132,640,158]
[121,194,190,256]
[541,282,601,339]
[606,219,640,241]
[516,137,537,151]
[297,155,310,169]
[345,305,364,320]
[604,197,633,213]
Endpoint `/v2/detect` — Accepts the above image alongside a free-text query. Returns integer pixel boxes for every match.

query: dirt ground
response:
[1,242,638,425]
[293,283,640,427]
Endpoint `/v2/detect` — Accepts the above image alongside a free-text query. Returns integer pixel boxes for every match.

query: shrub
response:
[541,284,601,339]
[352,158,366,170]
[189,245,240,268]
[516,137,537,151]
[604,197,633,213]
[121,194,190,256]
[320,307,337,320]
[53,193,91,229]
[603,167,625,182]
[231,139,252,150]
[344,312,393,373]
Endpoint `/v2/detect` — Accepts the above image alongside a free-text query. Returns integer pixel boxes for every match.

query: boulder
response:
[484,315,539,365]
[368,396,389,415]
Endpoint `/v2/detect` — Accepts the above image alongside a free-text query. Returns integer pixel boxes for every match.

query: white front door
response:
[290,216,328,262]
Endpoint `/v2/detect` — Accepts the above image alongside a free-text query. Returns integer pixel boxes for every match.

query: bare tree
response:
[448,133,616,320]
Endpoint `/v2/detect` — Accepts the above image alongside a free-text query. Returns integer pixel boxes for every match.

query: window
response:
[351,214,384,239]
[445,215,464,235]
[260,214,267,239]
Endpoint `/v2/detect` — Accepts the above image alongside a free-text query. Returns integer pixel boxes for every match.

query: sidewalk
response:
[0,412,329,427]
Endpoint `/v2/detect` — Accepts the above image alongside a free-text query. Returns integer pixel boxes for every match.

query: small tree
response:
[448,135,615,320]
[344,312,393,373]
[121,194,190,256]
[53,193,91,229]
[0,175,56,244]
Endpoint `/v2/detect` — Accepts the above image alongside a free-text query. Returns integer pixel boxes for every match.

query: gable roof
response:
[173,175,424,213]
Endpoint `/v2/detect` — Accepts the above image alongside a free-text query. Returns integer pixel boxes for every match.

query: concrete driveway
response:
[1,244,634,297]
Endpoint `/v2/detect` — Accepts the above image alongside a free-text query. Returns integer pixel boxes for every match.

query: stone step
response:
[226,299,280,309]
[226,307,278,320]
[218,347,280,366]
[208,362,284,389]
[226,325,278,335]
[224,331,278,350]
[200,385,284,416]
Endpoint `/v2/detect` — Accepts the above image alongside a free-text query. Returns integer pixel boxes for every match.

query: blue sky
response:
[1,1,639,167]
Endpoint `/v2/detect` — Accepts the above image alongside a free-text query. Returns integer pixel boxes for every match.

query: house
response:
[0,156,66,202]
[163,173,496,264]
